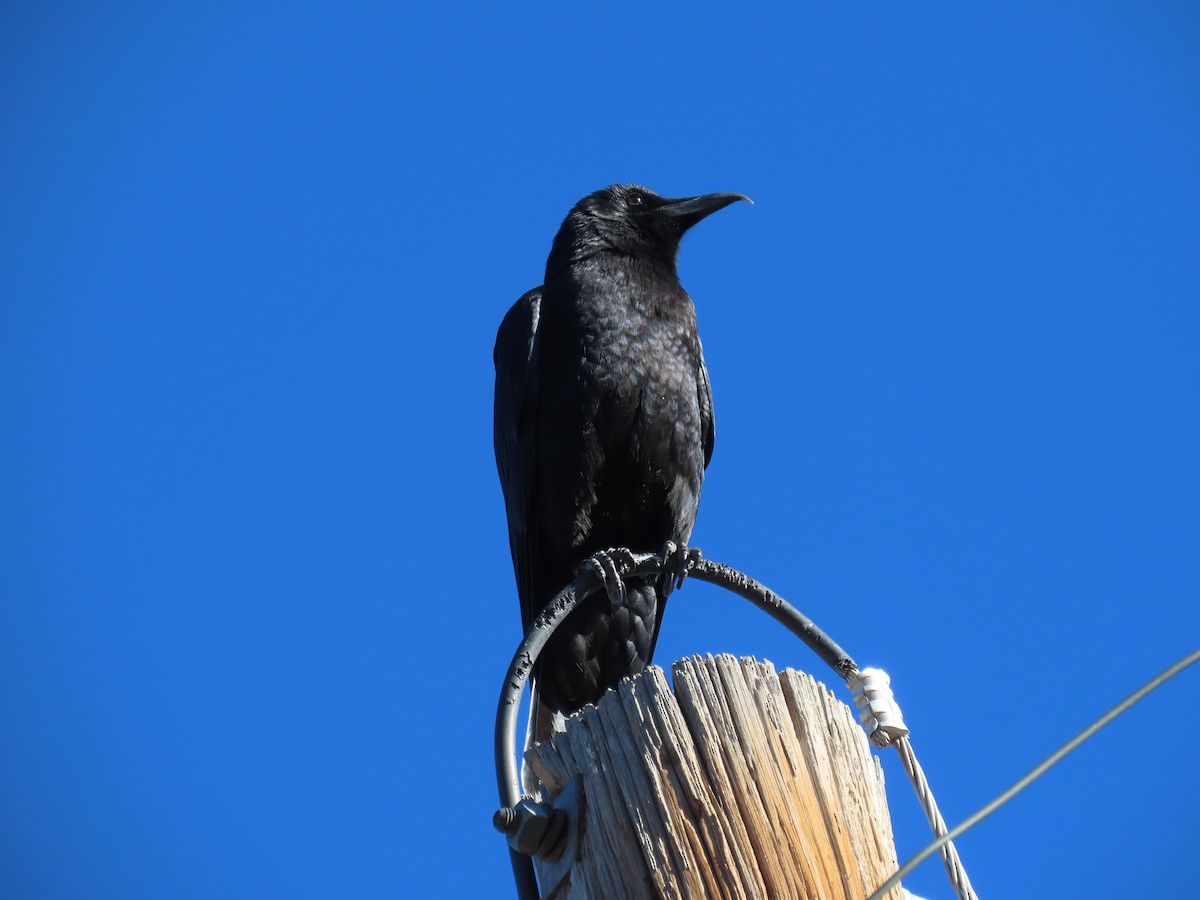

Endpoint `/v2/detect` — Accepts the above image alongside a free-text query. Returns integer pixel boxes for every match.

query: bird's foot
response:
[584,548,637,610]
[660,541,703,595]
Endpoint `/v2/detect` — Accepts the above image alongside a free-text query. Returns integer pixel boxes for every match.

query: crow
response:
[494,184,748,738]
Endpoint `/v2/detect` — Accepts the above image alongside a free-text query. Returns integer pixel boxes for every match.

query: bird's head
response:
[545,184,750,279]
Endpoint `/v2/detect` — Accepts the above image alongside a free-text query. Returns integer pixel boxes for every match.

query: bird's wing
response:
[493,288,542,630]
[698,352,716,469]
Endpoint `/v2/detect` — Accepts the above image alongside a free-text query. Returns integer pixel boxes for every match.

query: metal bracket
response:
[534,777,582,898]
[493,778,583,898]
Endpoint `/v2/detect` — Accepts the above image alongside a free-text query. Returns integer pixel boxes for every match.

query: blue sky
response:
[2,3,1197,898]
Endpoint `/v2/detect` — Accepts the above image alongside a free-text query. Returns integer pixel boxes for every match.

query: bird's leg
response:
[660,540,703,596]
[584,548,636,610]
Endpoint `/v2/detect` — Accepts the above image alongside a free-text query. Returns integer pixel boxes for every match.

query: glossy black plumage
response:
[494,184,747,725]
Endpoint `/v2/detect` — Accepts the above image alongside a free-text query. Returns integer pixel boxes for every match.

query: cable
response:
[893,736,978,900]
[689,557,858,677]
[866,647,1200,900]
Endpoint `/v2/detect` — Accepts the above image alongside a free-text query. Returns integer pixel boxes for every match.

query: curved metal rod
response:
[494,554,653,899]
[687,558,858,678]
[494,550,859,899]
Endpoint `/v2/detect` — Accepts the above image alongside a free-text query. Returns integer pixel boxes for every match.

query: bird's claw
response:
[660,541,702,595]
[586,548,636,610]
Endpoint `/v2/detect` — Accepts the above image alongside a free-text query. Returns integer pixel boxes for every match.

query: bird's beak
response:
[655,192,752,230]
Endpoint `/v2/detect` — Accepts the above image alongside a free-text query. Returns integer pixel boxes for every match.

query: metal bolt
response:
[494,797,570,860]
[493,806,518,834]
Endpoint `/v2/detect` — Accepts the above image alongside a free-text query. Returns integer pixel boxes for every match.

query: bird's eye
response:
[627,191,645,207]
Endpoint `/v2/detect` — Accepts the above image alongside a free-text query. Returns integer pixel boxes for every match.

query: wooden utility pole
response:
[525,654,913,900]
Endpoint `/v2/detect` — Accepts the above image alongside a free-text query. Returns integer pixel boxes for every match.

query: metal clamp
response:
[493,778,582,898]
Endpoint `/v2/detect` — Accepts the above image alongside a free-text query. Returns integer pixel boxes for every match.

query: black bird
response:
[494,184,748,736]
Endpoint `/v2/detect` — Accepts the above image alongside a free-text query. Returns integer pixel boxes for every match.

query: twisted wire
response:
[894,736,978,900]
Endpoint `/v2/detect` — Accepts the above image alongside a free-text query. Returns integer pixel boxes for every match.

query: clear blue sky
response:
[2,3,1197,898]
